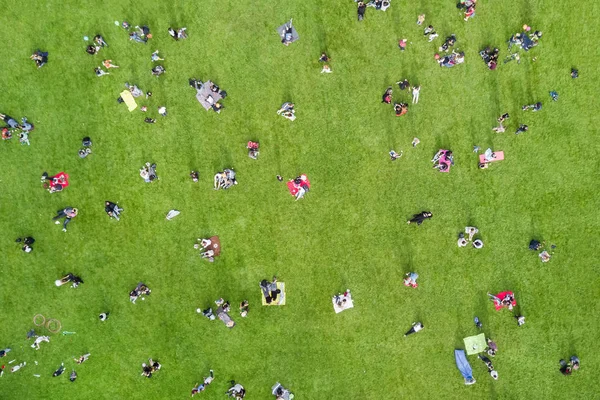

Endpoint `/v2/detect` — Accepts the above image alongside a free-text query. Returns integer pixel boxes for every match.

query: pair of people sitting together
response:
[55,273,83,288]
[431,149,454,172]
[30,50,48,68]
[105,201,123,221]
[277,102,296,121]
[140,162,158,183]
[260,277,281,304]
[457,226,483,248]
[130,283,151,303]
[226,381,246,399]
[194,238,217,262]
[529,239,551,262]
[436,51,465,68]
[403,272,419,288]
[247,141,260,159]
[487,291,516,311]
[479,47,499,70]
[42,171,69,193]
[141,358,161,378]
[214,168,237,190]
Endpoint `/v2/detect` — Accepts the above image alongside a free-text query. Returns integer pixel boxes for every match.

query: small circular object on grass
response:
[33,314,46,326]
[196,308,201,313]
[46,319,61,333]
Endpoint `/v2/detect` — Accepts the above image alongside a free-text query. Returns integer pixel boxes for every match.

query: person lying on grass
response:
[407,211,432,225]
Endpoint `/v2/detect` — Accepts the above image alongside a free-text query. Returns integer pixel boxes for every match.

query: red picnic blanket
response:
[287,175,310,196]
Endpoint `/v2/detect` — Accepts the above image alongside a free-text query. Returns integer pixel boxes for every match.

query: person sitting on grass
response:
[86,45,98,55]
[130,283,151,304]
[382,87,393,104]
[140,162,158,183]
[260,277,281,304]
[239,300,249,317]
[151,65,165,76]
[407,211,432,225]
[403,272,419,288]
[277,102,296,121]
[30,50,48,68]
[16,236,35,253]
[559,359,572,376]
[439,34,457,52]
[226,381,246,399]
[55,273,83,288]
[105,201,123,221]
[479,47,499,70]
[247,141,259,159]
[394,103,408,117]
[190,170,199,182]
[486,338,498,356]
[70,370,77,382]
[141,362,154,378]
[319,52,330,62]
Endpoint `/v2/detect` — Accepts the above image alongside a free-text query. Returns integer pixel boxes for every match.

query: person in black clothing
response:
[559,359,572,375]
[516,124,528,135]
[382,87,392,104]
[52,363,65,377]
[105,201,123,221]
[407,211,432,225]
[529,239,543,250]
[16,237,35,253]
[357,2,366,21]
[30,50,48,68]
[319,52,330,62]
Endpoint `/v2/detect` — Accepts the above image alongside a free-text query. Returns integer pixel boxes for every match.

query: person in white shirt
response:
[31,336,50,350]
[412,86,421,103]
[465,226,478,241]
[473,239,484,249]
[404,322,424,336]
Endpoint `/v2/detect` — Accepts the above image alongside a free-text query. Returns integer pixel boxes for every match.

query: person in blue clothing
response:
[191,370,215,396]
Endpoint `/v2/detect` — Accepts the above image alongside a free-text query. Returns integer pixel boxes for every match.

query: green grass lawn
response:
[1,0,599,398]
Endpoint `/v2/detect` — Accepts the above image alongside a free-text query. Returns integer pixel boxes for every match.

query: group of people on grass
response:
[5,3,578,393]
[1,112,34,145]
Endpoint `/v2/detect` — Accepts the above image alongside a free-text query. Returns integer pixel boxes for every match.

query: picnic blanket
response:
[492,291,516,311]
[437,150,452,173]
[217,309,235,328]
[50,172,69,189]
[119,90,137,111]
[195,80,222,111]
[332,293,354,314]
[261,282,286,306]
[277,21,299,43]
[287,175,310,196]
[454,350,475,384]
[207,235,221,256]
[463,333,487,355]
[479,151,504,164]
